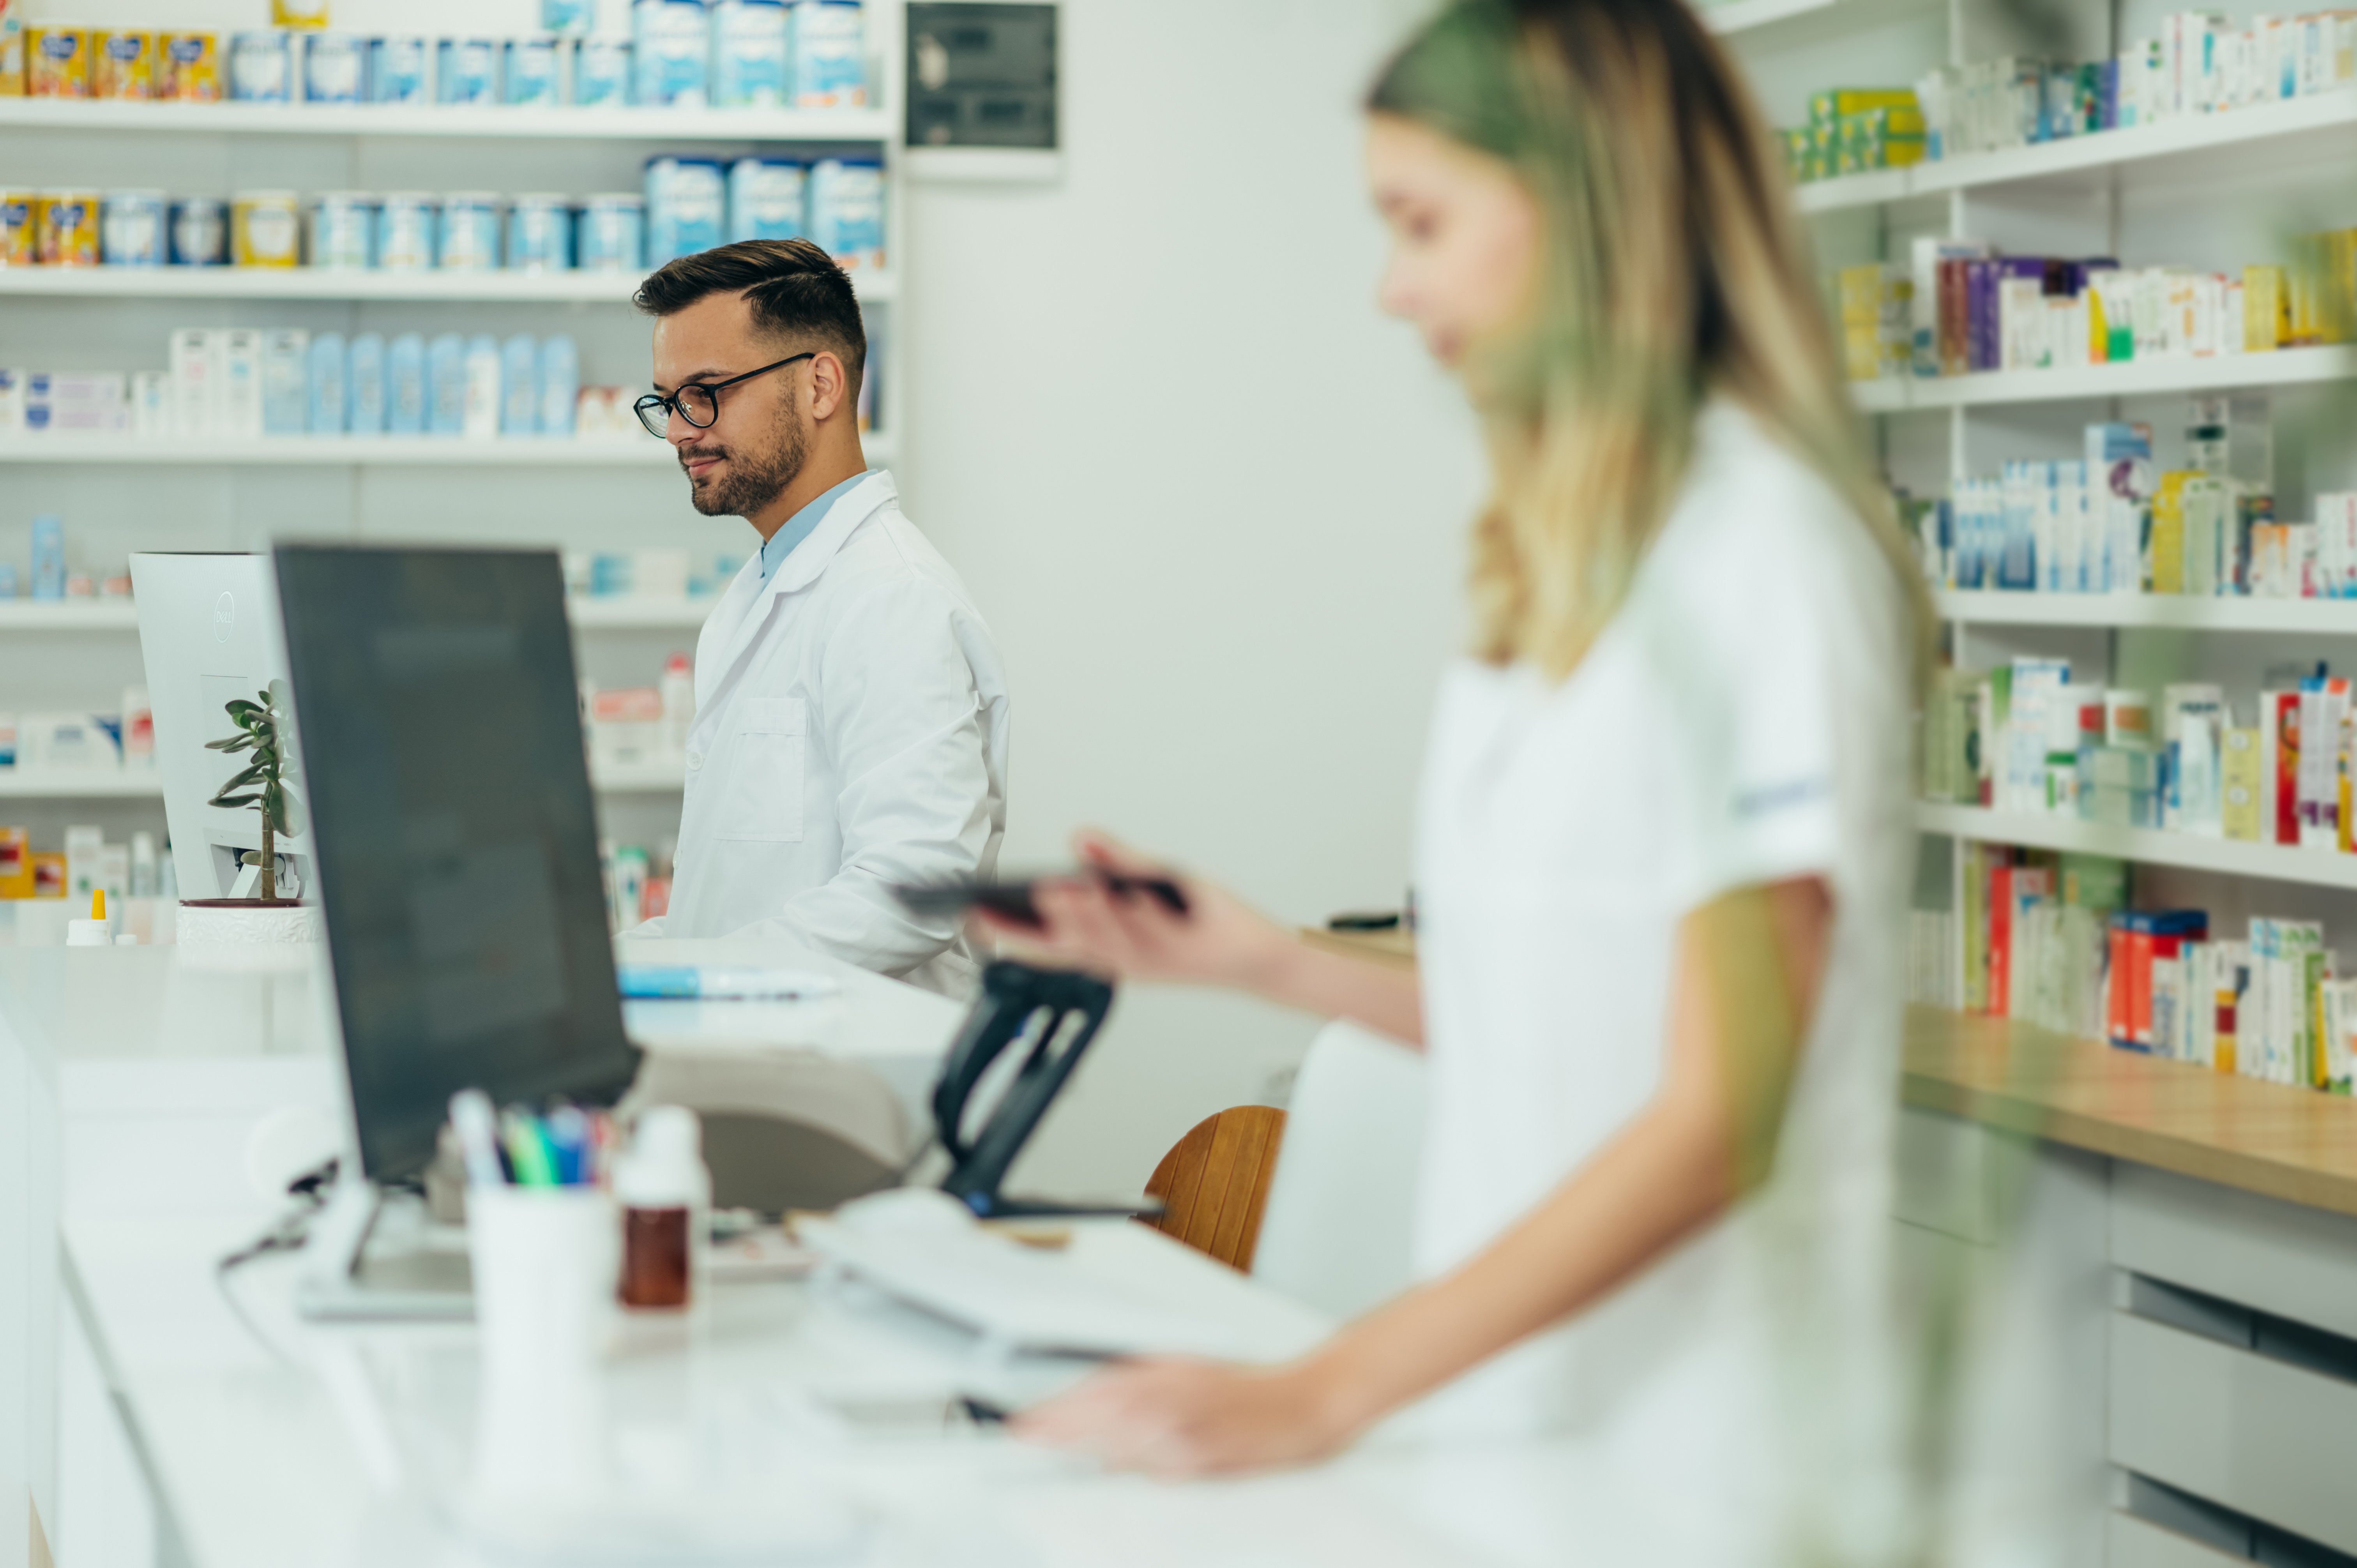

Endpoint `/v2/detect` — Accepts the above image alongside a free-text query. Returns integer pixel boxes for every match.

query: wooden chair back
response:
[1141,1105,1287,1272]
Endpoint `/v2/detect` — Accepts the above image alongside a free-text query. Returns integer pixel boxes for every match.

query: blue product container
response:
[261,331,309,435]
[436,193,502,271]
[506,195,572,271]
[807,156,883,269]
[100,190,166,266]
[427,332,466,434]
[303,33,366,101]
[710,0,787,106]
[500,335,539,434]
[387,333,427,434]
[228,30,293,102]
[539,335,580,436]
[436,39,499,104]
[30,516,64,602]
[543,0,596,34]
[726,157,804,242]
[504,37,562,105]
[348,332,387,434]
[309,193,375,270]
[572,36,631,104]
[368,37,429,104]
[168,198,228,266]
[788,0,864,108]
[374,192,435,270]
[644,156,724,264]
[633,0,710,107]
[308,332,348,434]
[578,193,643,270]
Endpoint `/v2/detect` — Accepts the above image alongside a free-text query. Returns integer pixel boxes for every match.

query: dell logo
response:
[213,591,234,643]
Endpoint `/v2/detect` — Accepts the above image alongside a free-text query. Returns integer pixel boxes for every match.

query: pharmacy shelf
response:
[0,433,894,466]
[0,268,895,304]
[0,764,680,797]
[1851,344,2357,413]
[590,760,686,792]
[0,771,161,799]
[1933,591,2357,634]
[0,597,716,632]
[565,597,717,630]
[1917,802,2357,892]
[1705,0,1940,39]
[1797,87,2357,215]
[0,99,892,143]
[0,600,138,630]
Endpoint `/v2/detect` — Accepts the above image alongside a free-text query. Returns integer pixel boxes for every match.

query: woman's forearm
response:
[1301,1084,1731,1431]
[1250,938,1426,1046]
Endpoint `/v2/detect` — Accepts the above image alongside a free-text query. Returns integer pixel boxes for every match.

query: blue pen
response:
[544,1104,590,1185]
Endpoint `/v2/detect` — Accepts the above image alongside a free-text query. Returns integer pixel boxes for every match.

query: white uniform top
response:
[636,471,1009,996]
[1410,404,1911,1542]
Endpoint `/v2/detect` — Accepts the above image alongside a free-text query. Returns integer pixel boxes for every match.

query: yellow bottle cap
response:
[91,887,106,921]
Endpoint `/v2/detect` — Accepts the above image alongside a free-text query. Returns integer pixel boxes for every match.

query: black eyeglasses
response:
[635,352,814,438]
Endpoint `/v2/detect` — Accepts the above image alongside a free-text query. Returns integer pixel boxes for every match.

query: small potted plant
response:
[177,679,321,948]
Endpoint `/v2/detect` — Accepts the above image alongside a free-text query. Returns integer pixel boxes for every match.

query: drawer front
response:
[1893,1106,1993,1244]
[2112,1164,2357,1340]
[2110,1312,2357,1553]
[2106,1513,2246,1568]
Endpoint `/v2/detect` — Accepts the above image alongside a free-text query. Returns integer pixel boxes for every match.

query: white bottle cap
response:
[65,920,112,947]
[614,1104,709,1208]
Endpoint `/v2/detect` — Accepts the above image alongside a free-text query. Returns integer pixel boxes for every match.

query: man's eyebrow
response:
[650,366,731,392]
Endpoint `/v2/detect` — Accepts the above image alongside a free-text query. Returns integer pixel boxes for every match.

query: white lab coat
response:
[631,471,1009,996]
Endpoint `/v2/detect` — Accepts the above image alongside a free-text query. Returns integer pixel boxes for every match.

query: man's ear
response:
[809,351,850,422]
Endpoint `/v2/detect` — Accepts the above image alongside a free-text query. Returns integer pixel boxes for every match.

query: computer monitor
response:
[272,544,640,1190]
[128,552,309,900]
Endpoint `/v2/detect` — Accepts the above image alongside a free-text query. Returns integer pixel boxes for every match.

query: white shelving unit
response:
[0,98,894,141]
[0,433,893,466]
[1917,803,2357,893]
[0,268,895,304]
[0,2,909,819]
[1851,345,2357,412]
[1797,86,2357,213]
[1932,591,2357,634]
[0,595,717,632]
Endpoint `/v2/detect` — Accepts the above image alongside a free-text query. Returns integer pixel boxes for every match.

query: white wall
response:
[896,0,1479,1196]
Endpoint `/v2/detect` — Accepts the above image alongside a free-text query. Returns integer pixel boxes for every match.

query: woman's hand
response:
[1010,1356,1357,1478]
[977,830,1292,991]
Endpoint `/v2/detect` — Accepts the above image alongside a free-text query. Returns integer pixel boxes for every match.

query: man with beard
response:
[624,239,1008,996]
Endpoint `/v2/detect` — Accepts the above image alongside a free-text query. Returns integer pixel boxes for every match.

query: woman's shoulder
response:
[1650,403,1893,606]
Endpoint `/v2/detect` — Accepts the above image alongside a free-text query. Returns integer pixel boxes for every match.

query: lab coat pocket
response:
[716,697,805,843]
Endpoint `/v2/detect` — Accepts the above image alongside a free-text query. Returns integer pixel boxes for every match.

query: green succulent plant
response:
[205,679,305,902]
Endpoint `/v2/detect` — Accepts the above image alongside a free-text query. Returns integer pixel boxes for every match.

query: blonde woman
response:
[998,0,1927,1524]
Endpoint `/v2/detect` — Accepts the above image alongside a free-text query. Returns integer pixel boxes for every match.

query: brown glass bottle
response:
[619,1204,690,1308]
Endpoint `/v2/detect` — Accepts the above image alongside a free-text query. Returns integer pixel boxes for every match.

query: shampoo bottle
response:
[388,332,428,435]
[427,331,466,435]
[307,331,347,434]
[462,332,502,439]
[347,332,386,434]
[500,333,538,435]
[539,334,579,436]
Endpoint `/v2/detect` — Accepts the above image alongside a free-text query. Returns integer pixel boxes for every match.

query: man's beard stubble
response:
[682,402,809,519]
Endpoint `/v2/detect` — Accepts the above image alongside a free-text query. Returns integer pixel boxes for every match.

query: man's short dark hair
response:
[634,238,867,392]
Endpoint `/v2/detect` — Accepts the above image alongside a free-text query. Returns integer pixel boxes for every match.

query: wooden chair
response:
[1141,1105,1287,1271]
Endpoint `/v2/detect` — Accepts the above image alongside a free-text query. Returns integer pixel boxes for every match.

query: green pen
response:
[501,1109,559,1187]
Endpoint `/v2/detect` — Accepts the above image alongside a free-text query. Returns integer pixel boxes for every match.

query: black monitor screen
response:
[274,545,639,1183]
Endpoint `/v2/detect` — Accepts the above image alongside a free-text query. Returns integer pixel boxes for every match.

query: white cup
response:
[467,1185,620,1502]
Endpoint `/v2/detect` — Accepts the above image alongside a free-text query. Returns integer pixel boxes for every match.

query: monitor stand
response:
[295,1175,474,1322]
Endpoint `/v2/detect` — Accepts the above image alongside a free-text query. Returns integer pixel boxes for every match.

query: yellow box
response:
[25,26,86,97]
[0,191,32,266]
[2150,471,2193,595]
[271,0,330,26]
[35,191,97,266]
[1809,87,1917,124]
[2244,264,2288,351]
[157,32,219,102]
[0,828,28,900]
[0,19,24,98]
[91,29,153,99]
[231,191,300,267]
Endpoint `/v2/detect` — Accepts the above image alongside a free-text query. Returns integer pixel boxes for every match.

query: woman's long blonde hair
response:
[1370,0,1930,683]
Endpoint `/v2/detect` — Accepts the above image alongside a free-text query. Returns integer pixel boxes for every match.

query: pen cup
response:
[467,1184,619,1500]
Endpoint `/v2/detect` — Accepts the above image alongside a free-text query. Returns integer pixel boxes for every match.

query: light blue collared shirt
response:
[758,471,870,584]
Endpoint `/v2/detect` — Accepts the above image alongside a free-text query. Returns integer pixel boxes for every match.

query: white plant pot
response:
[176,900,325,948]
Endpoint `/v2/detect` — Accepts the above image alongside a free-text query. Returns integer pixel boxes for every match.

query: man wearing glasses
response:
[624,238,1008,996]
